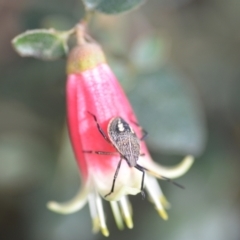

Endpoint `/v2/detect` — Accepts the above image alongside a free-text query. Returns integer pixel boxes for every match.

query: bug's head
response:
[108,117,137,139]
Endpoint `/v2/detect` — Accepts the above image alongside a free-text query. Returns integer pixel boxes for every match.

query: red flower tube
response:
[47,26,194,236]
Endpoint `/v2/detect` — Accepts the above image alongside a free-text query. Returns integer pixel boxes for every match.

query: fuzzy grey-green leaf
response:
[83,0,145,14]
[12,29,68,60]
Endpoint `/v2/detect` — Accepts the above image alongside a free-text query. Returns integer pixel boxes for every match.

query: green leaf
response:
[128,67,207,156]
[12,29,69,60]
[83,0,145,14]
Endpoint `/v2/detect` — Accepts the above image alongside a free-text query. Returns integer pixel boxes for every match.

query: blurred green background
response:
[1,0,240,239]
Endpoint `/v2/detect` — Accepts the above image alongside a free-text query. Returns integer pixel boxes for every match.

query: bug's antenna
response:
[160,176,185,189]
[141,166,185,189]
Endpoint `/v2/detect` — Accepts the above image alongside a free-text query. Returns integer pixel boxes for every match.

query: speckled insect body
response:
[108,117,141,167]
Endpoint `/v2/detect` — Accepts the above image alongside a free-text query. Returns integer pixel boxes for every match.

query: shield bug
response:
[84,111,146,198]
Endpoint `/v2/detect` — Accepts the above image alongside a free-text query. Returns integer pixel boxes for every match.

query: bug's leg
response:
[87,111,111,143]
[130,120,148,141]
[141,166,185,189]
[105,158,123,198]
[83,150,118,155]
[134,164,145,199]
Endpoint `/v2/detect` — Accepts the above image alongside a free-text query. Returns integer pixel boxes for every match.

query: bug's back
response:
[108,117,140,167]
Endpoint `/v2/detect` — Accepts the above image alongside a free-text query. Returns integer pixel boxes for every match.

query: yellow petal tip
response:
[185,155,194,164]
[158,209,169,220]
[47,201,60,212]
[125,217,134,229]
[116,220,124,230]
[101,227,110,237]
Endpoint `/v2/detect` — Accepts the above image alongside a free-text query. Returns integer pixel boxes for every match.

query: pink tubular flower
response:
[47,26,194,236]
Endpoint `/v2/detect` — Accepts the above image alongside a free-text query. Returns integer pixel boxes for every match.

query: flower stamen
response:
[119,196,133,229]
[110,201,124,230]
[95,192,109,237]
[88,192,100,233]
[146,175,171,209]
[145,175,168,220]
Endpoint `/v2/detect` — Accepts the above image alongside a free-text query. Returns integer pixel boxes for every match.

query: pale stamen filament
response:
[119,196,133,229]
[145,175,168,220]
[146,175,171,209]
[95,192,109,237]
[88,192,100,233]
[110,201,124,230]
